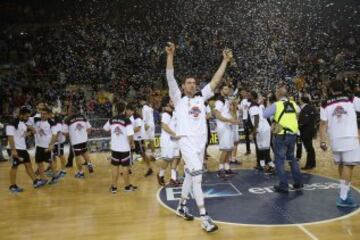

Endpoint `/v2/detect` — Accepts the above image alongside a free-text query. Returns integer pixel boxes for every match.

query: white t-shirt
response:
[215,98,232,130]
[55,122,66,144]
[132,115,145,141]
[103,115,134,152]
[63,115,91,145]
[240,98,251,120]
[166,69,214,137]
[6,119,28,150]
[249,103,270,132]
[33,118,58,148]
[320,95,360,151]
[142,104,155,130]
[160,111,178,148]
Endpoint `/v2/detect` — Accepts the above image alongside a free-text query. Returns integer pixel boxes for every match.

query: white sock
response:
[224,163,230,170]
[199,207,206,216]
[269,161,275,168]
[219,164,224,170]
[339,180,350,200]
[180,172,192,203]
[159,169,165,177]
[260,160,266,167]
[192,175,205,213]
[171,169,177,180]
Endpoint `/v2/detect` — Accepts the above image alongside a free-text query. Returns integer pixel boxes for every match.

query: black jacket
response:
[298,104,317,139]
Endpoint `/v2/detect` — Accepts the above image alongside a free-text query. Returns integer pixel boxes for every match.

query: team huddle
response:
[5,42,360,233]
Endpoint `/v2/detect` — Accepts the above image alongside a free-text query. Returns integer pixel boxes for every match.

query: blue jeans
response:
[274,134,303,190]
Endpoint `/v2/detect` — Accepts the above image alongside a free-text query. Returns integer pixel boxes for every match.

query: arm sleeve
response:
[166,69,181,105]
[214,101,223,112]
[161,113,171,125]
[62,124,69,133]
[320,107,327,121]
[263,103,276,119]
[103,121,110,131]
[201,84,215,102]
[6,125,15,136]
[126,124,134,136]
[353,97,360,112]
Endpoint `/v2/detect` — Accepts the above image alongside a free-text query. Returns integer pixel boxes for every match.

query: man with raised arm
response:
[165,42,233,232]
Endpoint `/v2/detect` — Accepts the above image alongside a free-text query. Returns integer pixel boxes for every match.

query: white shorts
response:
[333,148,360,165]
[256,128,271,150]
[161,147,179,160]
[144,128,155,140]
[218,126,234,151]
[179,135,206,173]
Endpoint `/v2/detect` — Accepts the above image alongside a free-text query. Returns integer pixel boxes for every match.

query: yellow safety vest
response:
[274,100,299,135]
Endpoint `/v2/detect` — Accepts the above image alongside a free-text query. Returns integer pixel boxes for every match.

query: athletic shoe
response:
[110,186,117,194]
[217,170,227,179]
[124,184,138,192]
[9,185,24,193]
[157,174,165,186]
[144,168,153,177]
[87,163,94,173]
[273,185,289,194]
[201,215,218,232]
[33,179,47,188]
[336,196,359,208]
[48,176,60,185]
[264,167,275,175]
[254,166,264,171]
[168,179,181,187]
[176,205,194,221]
[292,183,304,191]
[58,170,67,178]
[75,172,85,178]
[225,169,237,175]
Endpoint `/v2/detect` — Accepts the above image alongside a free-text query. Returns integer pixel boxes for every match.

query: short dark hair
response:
[116,102,126,114]
[126,103,136,111]
[301,96,311,104]
[19,106,31,115]
[250,90,258,100]
[329,80,344,93]
[43,107,52,113]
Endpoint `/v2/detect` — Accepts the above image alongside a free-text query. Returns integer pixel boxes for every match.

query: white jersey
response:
[103,115,134,152]
[160,111,178,148]
[249,103,270,132]
[55,122,66,144]
[320,95,360,151]
[240,98,251,120]
[215,98,233,131]
[33,118,57,148]
[6,119,28,150]
[166,69,214,137]
[142,104,155,129]
[63,115,91,145]
[132,115,145,141]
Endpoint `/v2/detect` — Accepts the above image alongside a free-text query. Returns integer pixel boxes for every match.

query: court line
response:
[156,171,360,228]
[297,224,319,240]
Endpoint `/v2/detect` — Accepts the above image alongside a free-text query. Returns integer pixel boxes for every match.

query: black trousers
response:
[302,136,316,168]
[243,120,251,153]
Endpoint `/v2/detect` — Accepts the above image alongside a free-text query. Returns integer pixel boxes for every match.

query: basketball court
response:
[1,143,359,240]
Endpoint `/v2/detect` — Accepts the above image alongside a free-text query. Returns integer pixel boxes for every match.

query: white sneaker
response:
[201,215,218,232]
[176,205,194,221]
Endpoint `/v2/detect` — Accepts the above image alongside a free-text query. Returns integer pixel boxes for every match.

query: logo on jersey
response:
[332,105,347,118]
[76,123,84,131]
[38,128,46,136]
[189,106,201,118]
[114,126,123,136]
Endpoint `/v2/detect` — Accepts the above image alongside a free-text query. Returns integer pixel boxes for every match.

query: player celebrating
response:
[166,42,233,232]
[214,84,239,178]
[319,80,360,207]
[104,102,137,193]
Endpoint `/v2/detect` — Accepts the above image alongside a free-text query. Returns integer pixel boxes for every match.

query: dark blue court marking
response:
[158,169,360,225]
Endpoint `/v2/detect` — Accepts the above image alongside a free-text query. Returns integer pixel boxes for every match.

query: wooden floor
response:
[0,144,359,240]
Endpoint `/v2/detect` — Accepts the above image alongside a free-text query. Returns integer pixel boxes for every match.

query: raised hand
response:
[165,42,176,55]
[223,49,233,62]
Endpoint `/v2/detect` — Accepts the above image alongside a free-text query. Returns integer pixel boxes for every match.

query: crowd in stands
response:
[1,0,359,118]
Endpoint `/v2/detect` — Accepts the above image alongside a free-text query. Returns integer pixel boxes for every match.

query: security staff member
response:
[263,86,303,193]
[299,95,317,169]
